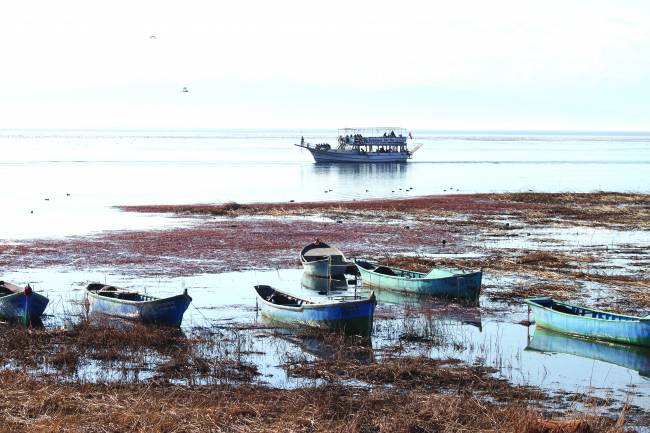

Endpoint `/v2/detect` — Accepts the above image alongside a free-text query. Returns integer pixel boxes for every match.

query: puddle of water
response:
[1,267,648,410]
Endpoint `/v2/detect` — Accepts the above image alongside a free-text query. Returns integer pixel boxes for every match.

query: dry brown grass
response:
[0,366,626,433]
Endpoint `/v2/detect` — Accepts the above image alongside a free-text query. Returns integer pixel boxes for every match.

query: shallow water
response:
[1,129,650,239]
[2,267,648,411]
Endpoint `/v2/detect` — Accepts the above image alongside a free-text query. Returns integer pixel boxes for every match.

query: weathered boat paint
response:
[254,285,376,336]
[526,297,650,347]
[526,327,650,378]
[355,259,482,300]
[0,281,49,324]
[85,283,192,327]
[300,241,355,278]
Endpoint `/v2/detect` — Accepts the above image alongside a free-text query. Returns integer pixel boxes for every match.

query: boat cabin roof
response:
[339,127,407,136]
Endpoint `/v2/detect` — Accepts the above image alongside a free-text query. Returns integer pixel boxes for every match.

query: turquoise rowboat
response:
[526,297,650,347]
[354,259,482,300]
[85,283,192,328]
[526,327,650,378]
[0,281,49,324]
[300,240,355,278]
[254,285,376,336]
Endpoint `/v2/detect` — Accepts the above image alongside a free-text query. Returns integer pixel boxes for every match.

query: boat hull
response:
[86,291,192,327]
[526,297,650,347]
[0,292,49,322]
[526,327,650,378]
[304,147,410,163]
[356,261,482,300]
[255,286,376,336]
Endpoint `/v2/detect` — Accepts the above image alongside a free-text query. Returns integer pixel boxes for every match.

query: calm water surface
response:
[1,129,649,418]
[1,129,649,239]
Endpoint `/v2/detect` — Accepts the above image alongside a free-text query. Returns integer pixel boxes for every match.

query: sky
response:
[0,0,649,130]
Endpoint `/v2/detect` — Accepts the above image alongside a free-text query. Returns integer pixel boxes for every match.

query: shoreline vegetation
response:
[1,192,649,432]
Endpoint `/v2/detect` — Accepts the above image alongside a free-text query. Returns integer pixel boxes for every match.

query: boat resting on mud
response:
[526,297,650,347]
[254,285,376,336]
[85,283,192,327]
[354,259,482,300]
[300,240,355,278]
[0,281,49,324]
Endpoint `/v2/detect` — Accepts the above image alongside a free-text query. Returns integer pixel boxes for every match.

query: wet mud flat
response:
[1,192,649,432]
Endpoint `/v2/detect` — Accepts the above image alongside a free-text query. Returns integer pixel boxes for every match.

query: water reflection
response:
[526,327,650,379]
[300,273,354,294]
[313,162,409,177]
[268,327,374,364]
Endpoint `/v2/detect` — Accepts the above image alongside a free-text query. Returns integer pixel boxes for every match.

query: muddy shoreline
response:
[1,192,649,432]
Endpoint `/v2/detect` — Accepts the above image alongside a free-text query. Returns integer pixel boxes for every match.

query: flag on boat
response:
[408,131,413,139]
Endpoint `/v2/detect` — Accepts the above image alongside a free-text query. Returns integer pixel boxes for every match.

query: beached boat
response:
[0,281,49,323]
[354,259,482,300]
[526,297,650,347]
[295,128,421,163]
[526,327,650,378]
[254,285,376,336]
[85,283,192,327]
[300,240,355,278]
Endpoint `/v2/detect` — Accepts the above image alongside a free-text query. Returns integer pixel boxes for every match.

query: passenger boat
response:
[254,285,376,336]
[85,283,192,327]
[0,281,49,324]
[526,297,650,347]
[354,259,482,300]
[295,127,422,163]
[300,239,355,278]
[526,327,650,378]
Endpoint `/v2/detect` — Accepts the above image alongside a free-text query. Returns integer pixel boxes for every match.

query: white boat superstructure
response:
[295,127,421,163]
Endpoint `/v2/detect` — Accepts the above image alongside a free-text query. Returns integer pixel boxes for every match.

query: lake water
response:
[2,129,649,420]
[1,129,650,239]
[2,266,648,413]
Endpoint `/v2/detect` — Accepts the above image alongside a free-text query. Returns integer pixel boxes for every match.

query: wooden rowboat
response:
[254,285,376,336]
[354,259,482,301]
[300,240,355,278]
[85,283,192,328]
[0,281,49,324]
[526,297,650,347]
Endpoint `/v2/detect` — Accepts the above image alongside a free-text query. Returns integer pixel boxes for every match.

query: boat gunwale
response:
[254,285,375,313]
[85,286,191,306]
[525,297,647,323]
[355,259,482,281]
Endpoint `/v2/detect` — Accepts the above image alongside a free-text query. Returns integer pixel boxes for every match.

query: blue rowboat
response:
[0,281,49,324]
[85,283,192,327]
[526,297,650,347]
[254,285,376,336]
[526,327,650,379]
[300,240,355,278]
[354,259,482,300]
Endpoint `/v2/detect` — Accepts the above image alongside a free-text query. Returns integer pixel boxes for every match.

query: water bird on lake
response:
[0,281,49,324]
[182,87,189,93]
[254,285,376,336]
[84,283,192,327]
